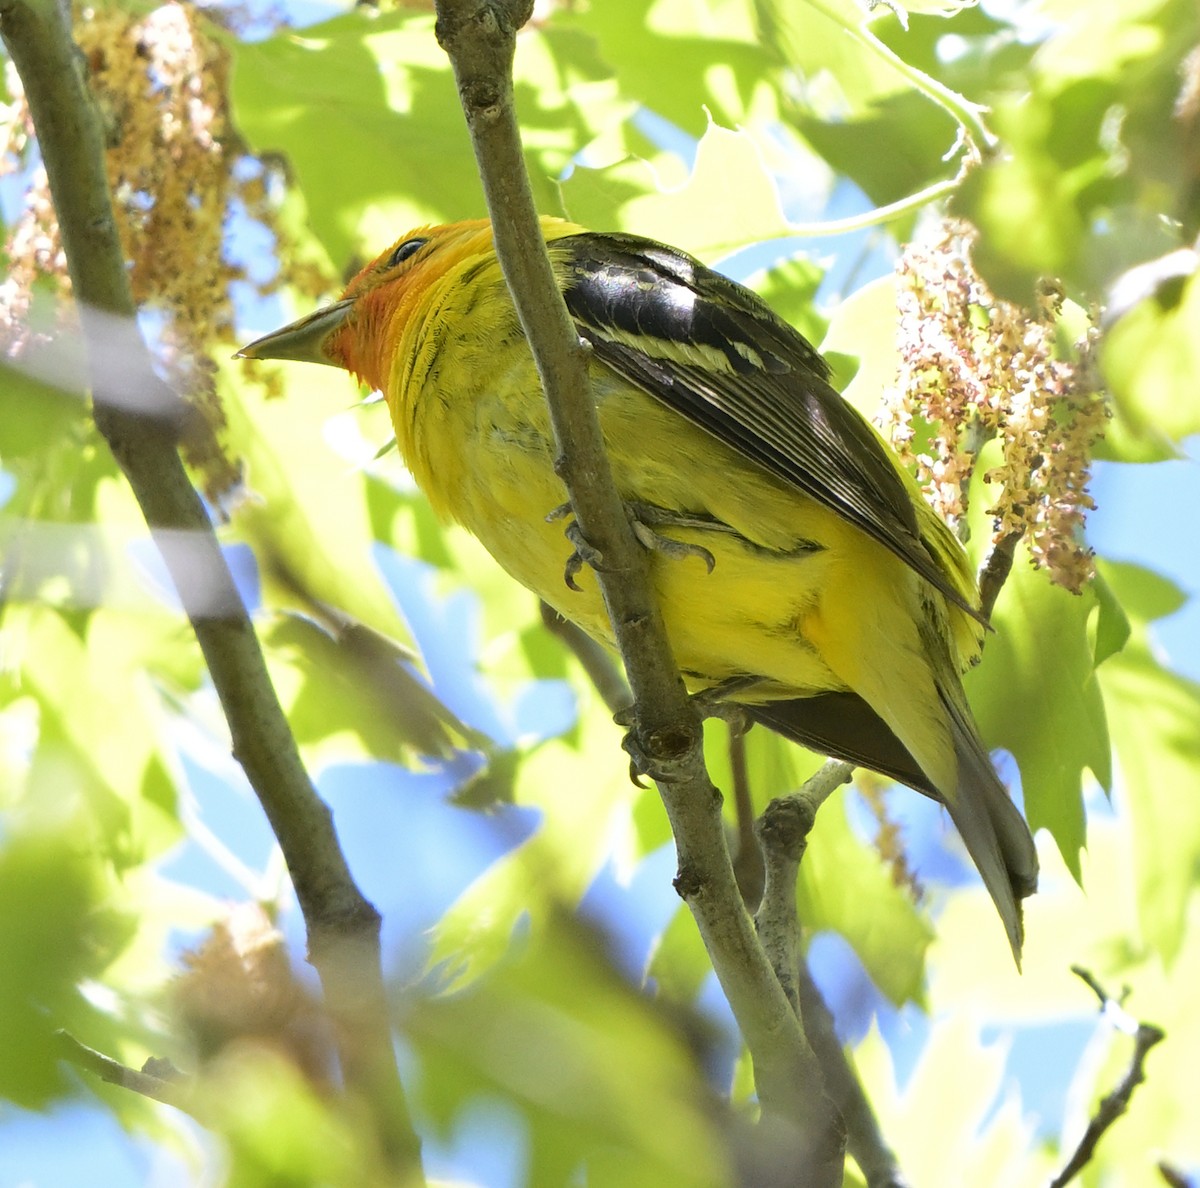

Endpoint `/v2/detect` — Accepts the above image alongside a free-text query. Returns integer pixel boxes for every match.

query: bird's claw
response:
[547,503,606,592]
[630,519,716,572]
[689,676,763,729]
[548,498,721,593]
[563,521,604,592]
[613,704,689,786]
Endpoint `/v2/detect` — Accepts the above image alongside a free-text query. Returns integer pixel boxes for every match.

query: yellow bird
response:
[240,217,1038,959]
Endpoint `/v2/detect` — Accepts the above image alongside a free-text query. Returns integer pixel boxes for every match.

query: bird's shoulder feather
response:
[550,231,980,620]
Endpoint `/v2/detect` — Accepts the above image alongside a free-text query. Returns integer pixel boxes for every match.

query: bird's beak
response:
[235,297,356,367]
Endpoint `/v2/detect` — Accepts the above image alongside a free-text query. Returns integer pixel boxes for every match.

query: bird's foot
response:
[626,503,718,573]
[613,703,699,786]
[548,500,723,592]
[690,675,764,730]
[546,503,607,592]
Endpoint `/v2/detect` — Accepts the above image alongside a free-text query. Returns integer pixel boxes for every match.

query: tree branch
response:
[433,0,842,1175]
[539,600,631,715]
[0,0,420,1174]
[753,760,910,1187]
[979,529,1024,620]
[753,759,853,998]
[794,965,910,1188]
[1049,967,1166,1188]
[729,723,765,908]
[56,1032,195,1114]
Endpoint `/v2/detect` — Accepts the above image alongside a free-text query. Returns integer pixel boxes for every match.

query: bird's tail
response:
[744,691,1038,964]
[938,692,1039,965]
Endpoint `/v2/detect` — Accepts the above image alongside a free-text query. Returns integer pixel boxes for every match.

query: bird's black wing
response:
[554,231,978,617]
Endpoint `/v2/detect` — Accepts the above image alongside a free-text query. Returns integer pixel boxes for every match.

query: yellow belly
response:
[409,356,876,692]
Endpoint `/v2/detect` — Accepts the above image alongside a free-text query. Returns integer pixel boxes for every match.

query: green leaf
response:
[0,825,130,1108]
[952,84,1101,303]
[964,548,1111,881]
[414,908,730,1188]
[427,701,636,986]
[1099,643,1200,962]
[0,353,87,463]
[646,904,712,1005]
[1102,261,1200,448]
[795,88,959,215]
[854,1015,1053,1185]
[561,0,781,135]
[222,365,417,647]
[231,11,630,268]
[201,1050,380,1185]
[819,275,899,420]
[1089,569,1132,667]
[1096,558,1187,625]
[757,0,913,114]
[798,794,933,1007]
[563,122,795,258]
[261,612,470,767]
[14,607,185,862]
[746,254,829,347]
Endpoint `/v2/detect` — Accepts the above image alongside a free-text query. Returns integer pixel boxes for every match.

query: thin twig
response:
[794,969,910,1188]
[753,795,813,1013]
[56,1032,195,1114]
[0,1,420,1174]
[539,600,631,714]
[433,0,843,1176]
[1157,1162,1194,1188]
[979,529,1024,619]
[1049,968,1166,1188]
[728,723,765,909]
[749,758,851,1013]
[753,759,909,1187]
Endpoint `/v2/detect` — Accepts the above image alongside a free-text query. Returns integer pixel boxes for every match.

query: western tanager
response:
[240,217,1038,959]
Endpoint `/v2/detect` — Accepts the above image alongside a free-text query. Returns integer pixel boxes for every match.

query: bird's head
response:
[237,218,500,392]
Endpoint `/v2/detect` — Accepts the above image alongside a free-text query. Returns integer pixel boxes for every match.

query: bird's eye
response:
[384,238,428,269]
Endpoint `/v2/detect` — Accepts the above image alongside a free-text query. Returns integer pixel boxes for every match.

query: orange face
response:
[323,219,498,393]
[237,218,499,392]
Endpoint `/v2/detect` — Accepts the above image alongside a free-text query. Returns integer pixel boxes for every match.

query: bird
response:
[239,217,1039,960]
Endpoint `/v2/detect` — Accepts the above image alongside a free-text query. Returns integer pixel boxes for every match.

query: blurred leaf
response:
[1102,262,1200,448]
[855,1015,1054,1186]
[1100,640,1200,963]
[796,89,958,213]
[231,10,629,267]
[14,607,184,861]
[563,122,795,258]
[820,275,899,420]
[746,253,829,346]
[1096,558,1187,625]
[561,0,779,137]
[646,904,712,1005]
[1088,569,1132,668]
[965,545,1111,881]
[756,0,913,114]
[427,700,633,985]
[199,1049,387,1187]
[414,909,729,1188]
[0,825,130,1108]
[262,612,470,767]
[954,0,1200,302]
[952,84,1102,303]
[0,354,87,463]
[222,368,416,646]
[799,794,933,1007]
